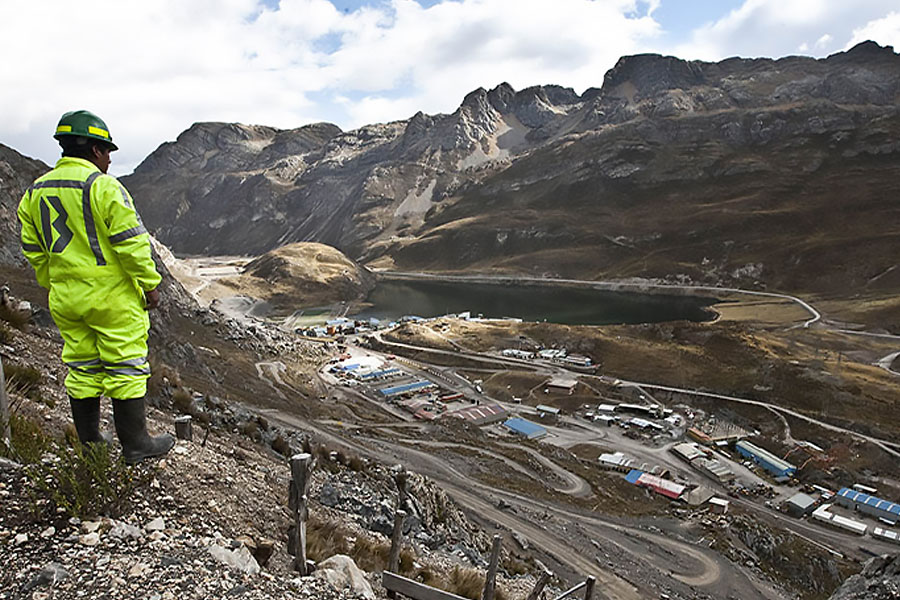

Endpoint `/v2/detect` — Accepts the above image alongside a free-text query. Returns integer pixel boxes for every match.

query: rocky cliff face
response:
[0,144,48,267]
[828,554,900,600]
[116,42,900,295]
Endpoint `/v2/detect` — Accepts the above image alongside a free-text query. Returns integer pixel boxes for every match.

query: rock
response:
[82,521,101,533]
[21,562,68,593]
[828,554,900,600]
[14,533,28,545]
[253,538,275,568]
[313,555,376,600]
[208,544,261,576]
[128,562,151,578]
[108,519,143,540]
[145,517,165,531]
[80,532,100,546]
[40,526,55,538]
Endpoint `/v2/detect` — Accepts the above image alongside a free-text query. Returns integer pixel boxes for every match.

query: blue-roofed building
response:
[835,488,900,524]
[736,441,797,479]
[378,381,435,397]
[359,368,401,381]
[502,418,547,440]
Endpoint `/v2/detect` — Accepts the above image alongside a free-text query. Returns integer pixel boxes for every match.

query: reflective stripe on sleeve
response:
[82,172,106,266]
[32,180,85,190]
[21,243,43,252]
[109,225,148,244]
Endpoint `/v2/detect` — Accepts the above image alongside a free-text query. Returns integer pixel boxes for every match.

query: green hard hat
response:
[53,110,118,151]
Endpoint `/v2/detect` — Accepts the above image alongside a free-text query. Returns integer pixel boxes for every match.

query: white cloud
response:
[672,0,899,61]
[0,0,898,176]
[848,11,900,49]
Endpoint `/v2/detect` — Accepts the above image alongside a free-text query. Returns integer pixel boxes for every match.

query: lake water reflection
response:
[351,280,718,325]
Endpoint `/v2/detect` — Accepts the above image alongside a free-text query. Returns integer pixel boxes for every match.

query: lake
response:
[350,279,718,325]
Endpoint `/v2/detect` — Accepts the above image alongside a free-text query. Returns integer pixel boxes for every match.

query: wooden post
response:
[525,570,552,600]
[583,576,595,600]
[289,453,312,575]
[481,534,502,600]
[0,355,9,450]
[174,415,192,441]
[393,465,409,511]
[387,509,406,599]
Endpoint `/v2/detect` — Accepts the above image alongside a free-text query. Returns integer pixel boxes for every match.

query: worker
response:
[17,110,173,463]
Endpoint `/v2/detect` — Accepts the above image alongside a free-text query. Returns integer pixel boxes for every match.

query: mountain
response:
[0,144,48,267]
[124,41,900,298]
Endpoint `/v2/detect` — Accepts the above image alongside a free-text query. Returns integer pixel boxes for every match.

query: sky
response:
[1,0,899,175]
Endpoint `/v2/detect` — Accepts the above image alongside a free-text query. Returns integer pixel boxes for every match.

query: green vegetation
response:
[2,412,140,520]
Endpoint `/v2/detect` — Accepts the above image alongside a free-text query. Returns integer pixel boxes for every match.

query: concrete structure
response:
[784,492,818,517]
[547,377,578,392]
[708,497,730,514]
[593,415,618,426]
[503,418,547,440]
[672,442,705,462]
[812,504,868,535]
[736,440,797,478]
[447,403,508,426]
[694,457,735,483]
[835,488,900,524]
[596,404,617,413]
[625,469,686,500]
[599,452,634,472]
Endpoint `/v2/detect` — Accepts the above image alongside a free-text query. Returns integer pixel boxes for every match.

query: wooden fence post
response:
[481,534,502,600]
[289,453,313,575]
[386,509,407,599]
[583,576,595,600]
[0,355,9,450]
[393,465,409,510]
[525,570,552,600]
[174,415,192,441]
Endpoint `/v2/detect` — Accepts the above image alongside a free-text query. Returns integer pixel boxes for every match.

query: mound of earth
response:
[219,242,375,315]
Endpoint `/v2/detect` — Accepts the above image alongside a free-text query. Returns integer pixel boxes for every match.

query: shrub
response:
[445,567,508,600]
[306,516,351,561]
[1,413,52,464]
[29,441,136,520]
[171,387,193,414]
[0,303,30,330]
[0,321,13,344]
[3,363,42,396]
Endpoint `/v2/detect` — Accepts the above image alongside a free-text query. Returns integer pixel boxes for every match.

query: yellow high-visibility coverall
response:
[18,157,161,400]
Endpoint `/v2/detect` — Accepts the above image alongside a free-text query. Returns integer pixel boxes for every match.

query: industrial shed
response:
[626,469,686,500]
[447,403,508,426]
[812,504,868,536]
[736,440,797,478]
[835,488,900,524]
[784,492,818,517]
[502,418,547,440]
[378,381,435,397]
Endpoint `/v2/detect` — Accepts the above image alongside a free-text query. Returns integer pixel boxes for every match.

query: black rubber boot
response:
[112,397,175,464]
[69,396,106,444]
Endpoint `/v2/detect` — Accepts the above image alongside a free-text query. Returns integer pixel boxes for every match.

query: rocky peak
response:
[601,53,706,100]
